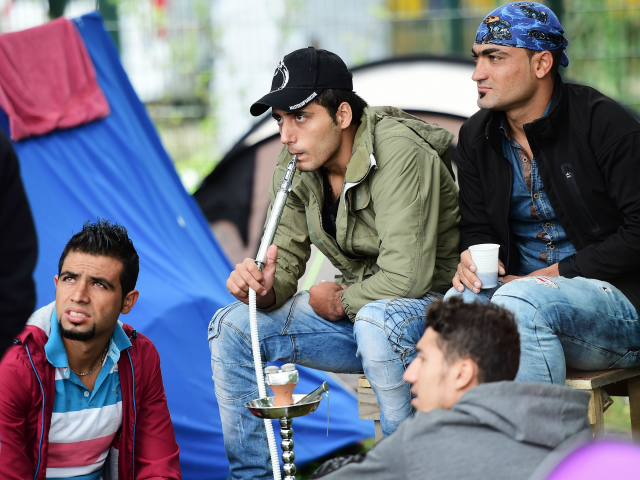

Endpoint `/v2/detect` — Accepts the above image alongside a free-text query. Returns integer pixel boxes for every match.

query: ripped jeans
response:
[445,276,640,384]
[208,291,441,480]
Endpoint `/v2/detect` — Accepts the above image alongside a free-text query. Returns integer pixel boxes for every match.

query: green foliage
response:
[563,0,640,111]
[604,396,632,437]
[382,0,640,112]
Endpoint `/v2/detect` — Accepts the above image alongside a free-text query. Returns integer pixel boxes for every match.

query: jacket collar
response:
[18,301,136,352]
[344,106,378,185]
[486,74,566,155]
[44,305,132,368]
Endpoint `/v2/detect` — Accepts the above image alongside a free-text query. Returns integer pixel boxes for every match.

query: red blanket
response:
[0,18,109,141]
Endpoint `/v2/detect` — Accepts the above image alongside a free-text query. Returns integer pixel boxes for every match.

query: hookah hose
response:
[249,156,297,480]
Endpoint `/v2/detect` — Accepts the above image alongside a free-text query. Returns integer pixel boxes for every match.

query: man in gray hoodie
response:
[311,298,591,480]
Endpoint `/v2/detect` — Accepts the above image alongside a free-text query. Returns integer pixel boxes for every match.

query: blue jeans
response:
[208,291,440,480]
[445,277,640,383]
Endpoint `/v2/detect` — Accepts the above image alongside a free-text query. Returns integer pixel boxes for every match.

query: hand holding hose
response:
[227,245,278,308]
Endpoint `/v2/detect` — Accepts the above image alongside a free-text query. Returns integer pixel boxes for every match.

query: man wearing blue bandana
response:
[447,2,640,385]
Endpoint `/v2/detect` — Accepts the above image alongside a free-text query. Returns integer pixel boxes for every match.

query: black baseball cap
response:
[250,47,353,117]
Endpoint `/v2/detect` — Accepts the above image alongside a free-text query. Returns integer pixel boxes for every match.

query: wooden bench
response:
[357,376,384,442]
[358,367,640,443]
[565,366,640,437]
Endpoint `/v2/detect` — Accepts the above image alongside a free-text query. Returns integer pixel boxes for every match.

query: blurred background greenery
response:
[2,0,639,191]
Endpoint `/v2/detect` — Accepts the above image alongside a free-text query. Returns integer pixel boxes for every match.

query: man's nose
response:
[70,281,90,303]
[471,60,487,82]
[403,362,417,383]
[279,121,295,145]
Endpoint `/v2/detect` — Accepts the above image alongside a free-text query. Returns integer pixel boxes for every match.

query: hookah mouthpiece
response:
[255,155,297,270]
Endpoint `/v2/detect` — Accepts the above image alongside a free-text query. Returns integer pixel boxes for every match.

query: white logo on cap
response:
[290,92,317,110]
[271,59,289,92]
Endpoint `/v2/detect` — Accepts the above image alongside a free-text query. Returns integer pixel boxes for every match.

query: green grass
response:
[604,396,632,438]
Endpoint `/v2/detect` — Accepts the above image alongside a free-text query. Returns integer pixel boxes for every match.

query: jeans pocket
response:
[609,350,640,369]
[208,302,242,341]
[207,315,219,342]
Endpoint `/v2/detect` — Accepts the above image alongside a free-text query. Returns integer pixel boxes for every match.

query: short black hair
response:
[313,89,367,126]
[526,48,563,79]
[58,219,139,300]
[425,297,520,383]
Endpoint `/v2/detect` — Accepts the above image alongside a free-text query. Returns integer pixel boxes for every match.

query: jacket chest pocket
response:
[346,186,378,256]
[560,163,600,233]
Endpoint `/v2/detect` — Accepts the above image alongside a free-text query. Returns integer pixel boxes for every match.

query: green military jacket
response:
[265,106,460,320]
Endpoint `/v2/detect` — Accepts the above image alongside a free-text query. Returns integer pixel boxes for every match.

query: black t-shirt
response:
[321,167,340,240]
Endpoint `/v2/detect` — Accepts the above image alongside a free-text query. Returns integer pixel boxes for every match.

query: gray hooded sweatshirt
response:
[312,381,591,480]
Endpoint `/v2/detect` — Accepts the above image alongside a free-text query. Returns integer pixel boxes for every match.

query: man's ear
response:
[121,290,139,315]
[453,358,479,391]
[335,101,353,130]
[534,50,554,79]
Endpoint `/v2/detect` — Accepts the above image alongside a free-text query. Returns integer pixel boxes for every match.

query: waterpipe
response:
[247,154,330,480]
[249,155,296,480]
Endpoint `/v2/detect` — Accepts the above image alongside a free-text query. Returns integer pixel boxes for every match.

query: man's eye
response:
[63,277,74,282]
[94,282,105,288]
[273,117,283,125]
[295,115,306,122]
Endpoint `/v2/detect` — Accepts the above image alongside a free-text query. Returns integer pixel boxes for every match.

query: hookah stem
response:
[250,156,297,480]
[249,288,281,480]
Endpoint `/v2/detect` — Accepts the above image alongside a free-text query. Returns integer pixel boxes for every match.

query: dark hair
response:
[526,48,563,79]
[425,297,520,383]
[58,219,139,299]
[313,89,368,126]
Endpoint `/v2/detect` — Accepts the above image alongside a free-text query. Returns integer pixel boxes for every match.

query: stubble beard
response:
[59,317,96,342]
[294,155,321,173]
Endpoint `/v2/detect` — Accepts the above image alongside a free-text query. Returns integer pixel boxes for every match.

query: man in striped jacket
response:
[0,220,181,479]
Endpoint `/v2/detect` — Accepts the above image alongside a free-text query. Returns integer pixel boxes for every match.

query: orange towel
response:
[0,17,109,141]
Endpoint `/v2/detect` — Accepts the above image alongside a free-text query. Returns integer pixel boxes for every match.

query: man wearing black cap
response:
[209,47,461,479]
[447,2,640,385]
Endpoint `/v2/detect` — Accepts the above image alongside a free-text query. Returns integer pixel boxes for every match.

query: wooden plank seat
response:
[565,366,640,437]
[358,367,640,443]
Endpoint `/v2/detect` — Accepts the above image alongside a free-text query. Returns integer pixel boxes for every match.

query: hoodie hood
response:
[452,381,591,449]
[24,301,56,339]
[371,106,454,159]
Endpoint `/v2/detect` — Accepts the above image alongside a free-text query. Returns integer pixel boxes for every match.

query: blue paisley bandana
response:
[475,2,569,67]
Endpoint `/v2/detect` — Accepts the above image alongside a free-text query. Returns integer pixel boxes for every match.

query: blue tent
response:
[0,13,372,478]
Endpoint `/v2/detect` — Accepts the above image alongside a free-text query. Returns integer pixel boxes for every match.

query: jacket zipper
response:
[560,163,600,233]
[127,332,138,480]
[24,341,45,480]
[342,153,377,210]
[311,171,357,262]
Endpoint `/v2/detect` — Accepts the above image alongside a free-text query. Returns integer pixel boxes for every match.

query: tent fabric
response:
[0,13,372,478]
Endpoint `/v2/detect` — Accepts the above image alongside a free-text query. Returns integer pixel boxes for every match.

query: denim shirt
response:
[500,105,577,276]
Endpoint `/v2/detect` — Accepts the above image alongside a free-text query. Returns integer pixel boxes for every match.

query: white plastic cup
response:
[469,243,500,289]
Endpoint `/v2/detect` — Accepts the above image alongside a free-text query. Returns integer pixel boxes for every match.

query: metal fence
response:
[1,0,639,189]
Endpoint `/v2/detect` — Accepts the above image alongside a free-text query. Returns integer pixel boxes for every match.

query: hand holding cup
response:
[453,244,505,294]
